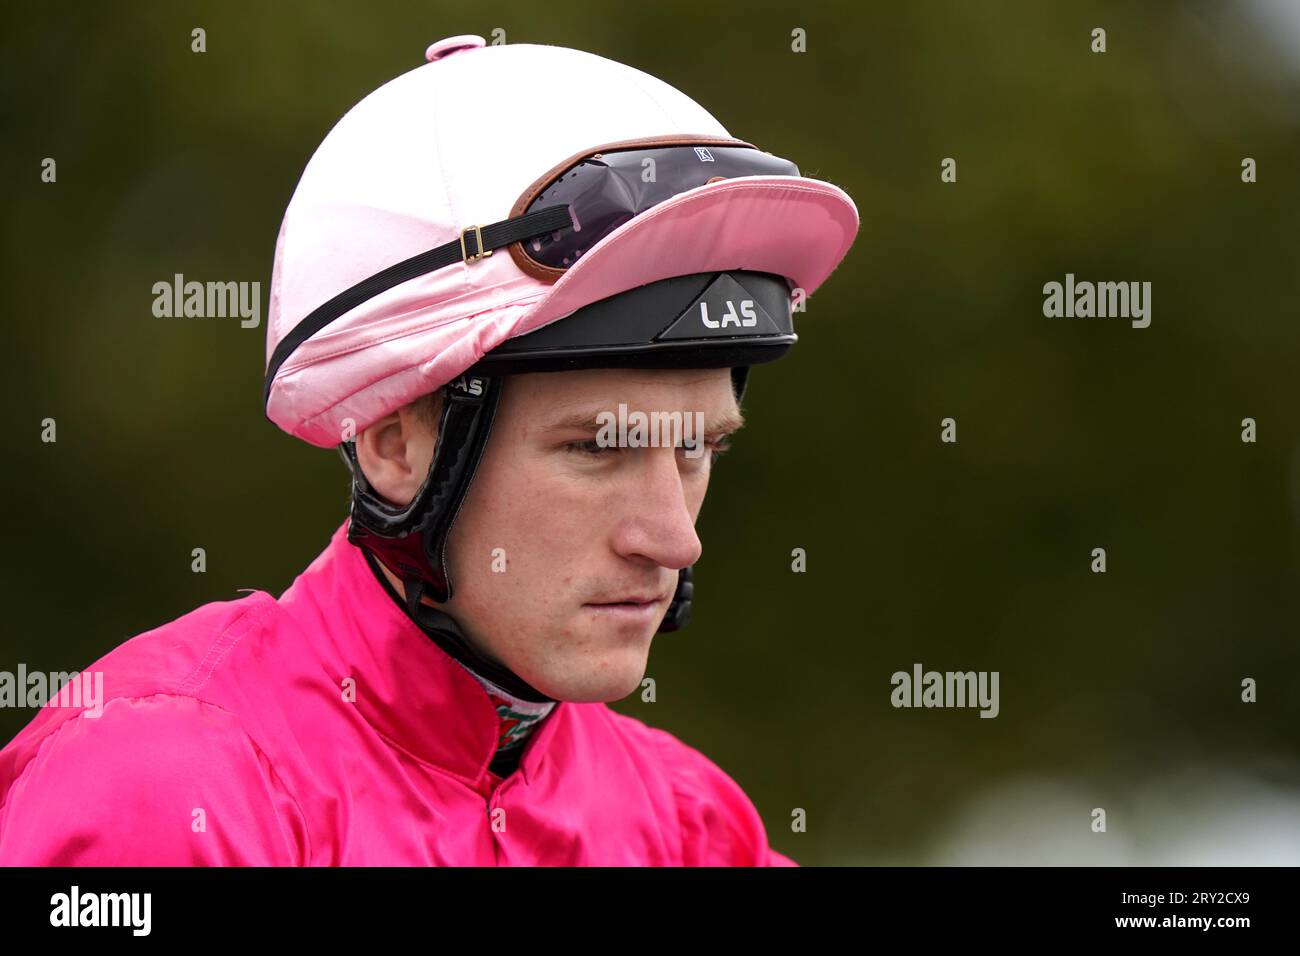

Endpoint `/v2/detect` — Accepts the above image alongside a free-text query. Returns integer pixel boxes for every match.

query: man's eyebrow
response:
[542,406,746,434]
[707,407,745,435]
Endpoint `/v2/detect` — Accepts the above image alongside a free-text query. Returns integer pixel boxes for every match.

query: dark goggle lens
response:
[520,145,800,270]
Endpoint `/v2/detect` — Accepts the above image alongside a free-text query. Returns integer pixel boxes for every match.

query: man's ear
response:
[353,396,440,508]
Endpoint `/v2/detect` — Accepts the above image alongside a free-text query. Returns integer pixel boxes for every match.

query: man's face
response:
[440,366,743,703]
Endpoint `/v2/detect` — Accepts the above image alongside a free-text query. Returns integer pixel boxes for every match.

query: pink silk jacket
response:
[0,522,796,866]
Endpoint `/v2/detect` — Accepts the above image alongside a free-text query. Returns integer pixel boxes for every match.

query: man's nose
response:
[608,448,703,571]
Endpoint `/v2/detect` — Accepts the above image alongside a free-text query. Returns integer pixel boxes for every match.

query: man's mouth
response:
[582,592,669,623]
[586,593,664,607]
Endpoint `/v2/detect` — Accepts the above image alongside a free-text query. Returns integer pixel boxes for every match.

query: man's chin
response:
[528,647,651,704]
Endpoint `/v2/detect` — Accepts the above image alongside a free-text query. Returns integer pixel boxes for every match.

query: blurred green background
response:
[4,0,1300,864]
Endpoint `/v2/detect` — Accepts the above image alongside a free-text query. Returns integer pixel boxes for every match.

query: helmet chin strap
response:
[341,372,504,604]
[397,567,555,703]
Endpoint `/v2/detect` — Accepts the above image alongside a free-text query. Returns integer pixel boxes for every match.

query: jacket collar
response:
[277,521,564,788]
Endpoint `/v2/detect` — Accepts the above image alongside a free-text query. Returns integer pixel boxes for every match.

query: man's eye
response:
[566,437,733,460]
[566,440,611,457]
[678,437,732,464]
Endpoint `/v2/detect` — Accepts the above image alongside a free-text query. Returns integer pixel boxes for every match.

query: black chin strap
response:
[390,563,555,704]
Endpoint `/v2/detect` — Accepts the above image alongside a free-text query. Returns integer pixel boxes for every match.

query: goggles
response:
[505,135,801,279]
[264,135,800,404]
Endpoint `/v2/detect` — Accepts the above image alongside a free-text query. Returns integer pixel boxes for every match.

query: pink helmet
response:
[264,35,859,448]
